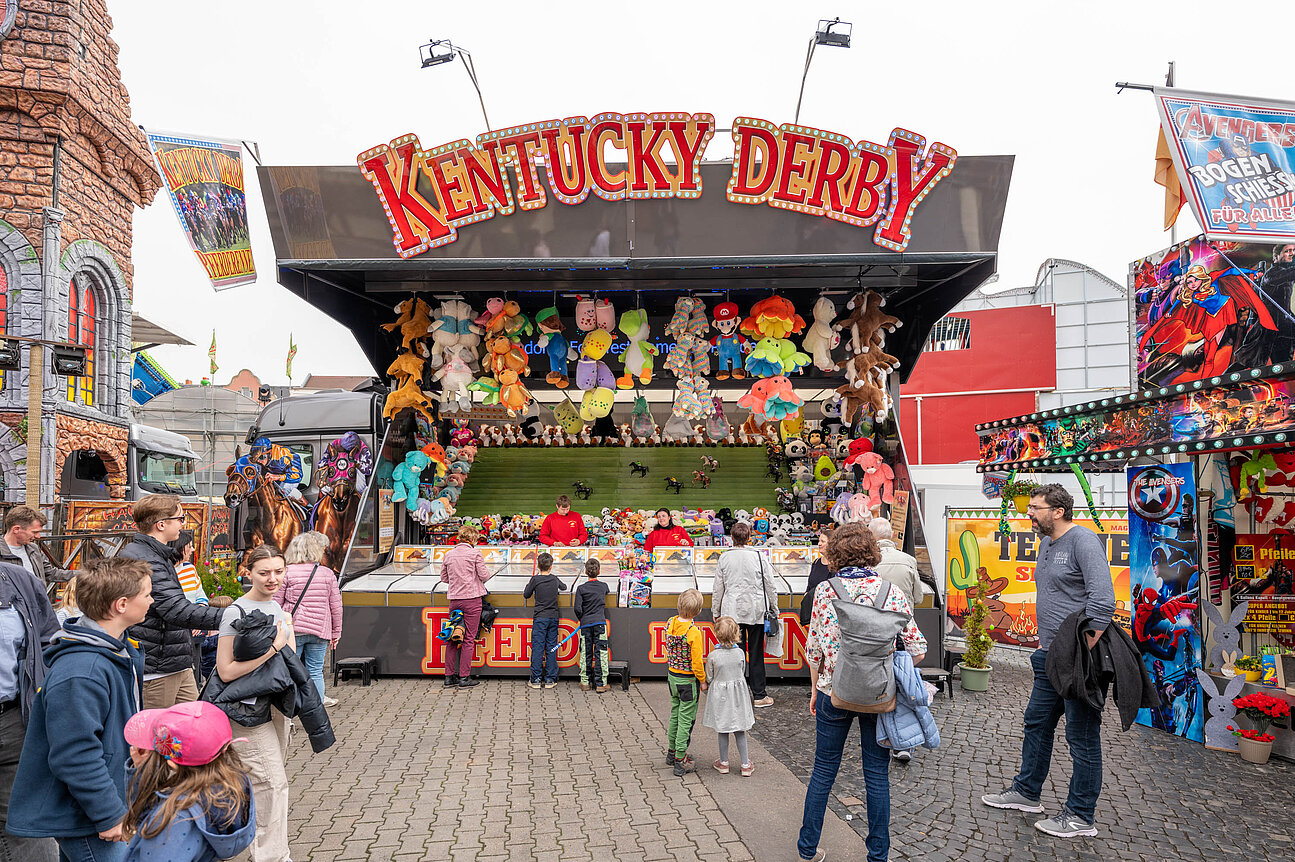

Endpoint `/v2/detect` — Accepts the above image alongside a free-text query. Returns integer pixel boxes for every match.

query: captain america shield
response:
[1128,465,1184,523]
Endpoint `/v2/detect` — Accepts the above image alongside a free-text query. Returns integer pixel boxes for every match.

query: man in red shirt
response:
[539,495,588,546]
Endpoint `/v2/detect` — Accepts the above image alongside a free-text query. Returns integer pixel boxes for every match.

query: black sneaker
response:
[458,677,480,688]
[665,751,677,766]
[673,756,696,776]
[443,676,459,688]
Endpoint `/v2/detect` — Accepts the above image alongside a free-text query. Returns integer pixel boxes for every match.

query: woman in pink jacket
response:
[439,523,493,688]
[274,530,343,706]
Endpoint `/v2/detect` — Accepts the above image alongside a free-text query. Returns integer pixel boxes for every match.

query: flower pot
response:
[1242,669,1263,683]
[958,663,992,692]
[1236,735,1273,764]
[1012,496,1030,515]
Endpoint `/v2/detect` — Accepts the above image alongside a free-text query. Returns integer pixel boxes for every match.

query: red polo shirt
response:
[539,511,588,546]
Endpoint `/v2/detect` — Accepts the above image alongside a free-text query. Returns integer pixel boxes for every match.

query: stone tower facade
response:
[0,0,160,503]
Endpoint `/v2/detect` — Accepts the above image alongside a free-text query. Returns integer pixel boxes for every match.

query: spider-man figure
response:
[1133,587,1198,661]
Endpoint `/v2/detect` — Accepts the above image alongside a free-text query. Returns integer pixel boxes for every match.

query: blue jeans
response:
[296,633,328,699]
[56,835,126,862]
[1011,649,1103,823]
[798,691,890,862]
[530,617,559,683]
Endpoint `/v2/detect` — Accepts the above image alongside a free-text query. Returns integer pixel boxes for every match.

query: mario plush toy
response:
[710,302,751,380]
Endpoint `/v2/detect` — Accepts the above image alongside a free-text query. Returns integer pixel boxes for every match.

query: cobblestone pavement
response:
[283,678,755,861]
[751,651,1295,862]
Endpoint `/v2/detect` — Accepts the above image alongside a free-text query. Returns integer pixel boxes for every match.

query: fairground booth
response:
[247,111,1013,682]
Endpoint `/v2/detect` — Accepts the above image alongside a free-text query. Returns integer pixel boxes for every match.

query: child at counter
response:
[664,588,707,776]
[573,559,611,693]
[702,616,755,777]
[525,553,567,690]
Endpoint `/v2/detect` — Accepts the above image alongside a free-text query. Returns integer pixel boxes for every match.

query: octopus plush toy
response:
[737,376,803,423]
[740,296,806,341]
[617,309,658,388]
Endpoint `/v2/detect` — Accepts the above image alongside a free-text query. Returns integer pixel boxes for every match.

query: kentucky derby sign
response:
[356,112,956,258]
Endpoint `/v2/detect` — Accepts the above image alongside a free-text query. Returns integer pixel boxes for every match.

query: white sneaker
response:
[981,788,1044,813]
[1034,810,1098,838]
[321,696,338,707]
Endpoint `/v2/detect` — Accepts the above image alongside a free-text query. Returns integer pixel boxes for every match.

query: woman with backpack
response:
[272,531,343,706]
[797,523,927,862]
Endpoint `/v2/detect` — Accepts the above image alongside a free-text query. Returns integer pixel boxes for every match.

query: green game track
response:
[453,446,779,515]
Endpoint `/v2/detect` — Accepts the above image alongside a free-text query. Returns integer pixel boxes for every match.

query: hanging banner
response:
[1155,89,1295,243]
[1126,463,1204,742]
[145,130,255,289]
[944,509,1130,651]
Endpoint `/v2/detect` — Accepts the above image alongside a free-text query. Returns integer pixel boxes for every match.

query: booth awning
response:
[976,363,1295,473]
[258,158,1013,383]
[131,313,194,351]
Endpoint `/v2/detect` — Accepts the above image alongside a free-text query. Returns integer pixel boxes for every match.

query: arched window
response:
[0,266,7,391]
[66,271,98,406]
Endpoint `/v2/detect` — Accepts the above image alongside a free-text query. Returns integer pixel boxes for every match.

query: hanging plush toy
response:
[842,437,874,469]
[740,296,806,341]
[617,309,658,388]
[383,375,437,425]
[855,451,895,510]
[575,296,615,332]
[706,395,730,442]
[432,345,475,412]
[497,368,532,416]
[534,307,572,387]
[474,297,505,328]
[737,376,802,423]
[631,396,655,439]
[838,290,901,356]
[800,296,842,372]
[833,291,901,424]
[554,396,585,435]
[710,302,750,380]
[382,297,436,351]
[391,450,431,504]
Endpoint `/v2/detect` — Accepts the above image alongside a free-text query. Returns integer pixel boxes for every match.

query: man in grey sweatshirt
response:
[981,484,1115,839]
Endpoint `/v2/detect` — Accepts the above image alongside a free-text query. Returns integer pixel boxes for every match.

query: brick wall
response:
[54,411,127,498]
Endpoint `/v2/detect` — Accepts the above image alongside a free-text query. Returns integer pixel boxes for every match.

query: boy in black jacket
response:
[524,553,567,689]
[573,559,611,692]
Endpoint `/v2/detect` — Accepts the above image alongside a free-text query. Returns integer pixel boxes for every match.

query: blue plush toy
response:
[391,450,432,503]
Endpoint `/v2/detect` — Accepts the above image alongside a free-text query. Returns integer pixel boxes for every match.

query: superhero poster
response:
[1155,90,1295,244]
[1126,463,1204,742]
[145,130,255,290]
[1133,235,1295,389]
[945,510,1130,650]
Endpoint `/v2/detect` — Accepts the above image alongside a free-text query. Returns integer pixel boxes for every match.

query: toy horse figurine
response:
[629,461,649,477]
[665,477,684,494]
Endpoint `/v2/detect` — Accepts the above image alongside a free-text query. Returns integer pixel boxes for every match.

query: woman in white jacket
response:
[712,522,779,707]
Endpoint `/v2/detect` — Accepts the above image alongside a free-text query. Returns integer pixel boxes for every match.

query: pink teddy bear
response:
[856,451,895,510]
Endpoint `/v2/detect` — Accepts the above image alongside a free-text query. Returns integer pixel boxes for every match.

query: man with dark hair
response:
[117,494,225,709]
[982,482,1116,839]
[1,505,72,588]
[0,552,59,860]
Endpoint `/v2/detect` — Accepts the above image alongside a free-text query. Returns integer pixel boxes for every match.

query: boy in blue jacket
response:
[6,557,151,862]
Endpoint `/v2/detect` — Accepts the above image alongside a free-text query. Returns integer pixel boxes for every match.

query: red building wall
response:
[901,306,1057,464]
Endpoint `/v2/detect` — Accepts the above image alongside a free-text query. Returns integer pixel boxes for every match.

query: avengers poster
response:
[1126,463,1204,742]
[145,130,255,289]
[1155,89,1295,244]
[1133,235,1295,388]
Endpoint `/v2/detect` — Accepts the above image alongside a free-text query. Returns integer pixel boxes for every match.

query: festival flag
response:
[144,128,256,290]
[208,330,218,375]
[1153,127,1184,231]
[286,334,297,382]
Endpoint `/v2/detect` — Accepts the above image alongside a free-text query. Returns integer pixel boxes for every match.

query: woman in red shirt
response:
[644,508,693,554]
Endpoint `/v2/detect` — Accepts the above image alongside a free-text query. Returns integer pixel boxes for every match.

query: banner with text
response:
[145,130,255,289]
[1155,89,1295,243]
[945,509,1131,650]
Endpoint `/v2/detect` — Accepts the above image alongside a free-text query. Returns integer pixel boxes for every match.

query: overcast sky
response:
[114,0,1288,387]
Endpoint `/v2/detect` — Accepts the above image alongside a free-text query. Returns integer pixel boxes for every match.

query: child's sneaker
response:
[740,761,754,777]
[580,683,591,691]
[544,681,558,689]
[665,751,677,766]
[527,681,541,689]
[673,756,695,776]
[712,759,729,774]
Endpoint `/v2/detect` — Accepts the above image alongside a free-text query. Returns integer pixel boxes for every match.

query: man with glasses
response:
[981,484,1115,839]
[117,494,226,708]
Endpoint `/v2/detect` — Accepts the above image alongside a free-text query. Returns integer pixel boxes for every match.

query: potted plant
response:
[1234,655,1264,683]
[958,566,995,691]
[1003,479,1040,515]
[1230,692,1291,764]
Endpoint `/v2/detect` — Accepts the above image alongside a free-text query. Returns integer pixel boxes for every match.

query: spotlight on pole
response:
[796,18,852,124]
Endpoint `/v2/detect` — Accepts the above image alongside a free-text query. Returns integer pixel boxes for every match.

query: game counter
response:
[337,543,944,680]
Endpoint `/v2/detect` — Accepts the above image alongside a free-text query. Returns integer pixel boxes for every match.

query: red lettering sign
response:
[421,610,599,675]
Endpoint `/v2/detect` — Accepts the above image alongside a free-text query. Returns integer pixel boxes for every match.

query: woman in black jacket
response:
[800,531,834,626]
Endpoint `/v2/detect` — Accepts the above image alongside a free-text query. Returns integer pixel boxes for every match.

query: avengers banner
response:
[1127,463,1204,741]
[1155,89,1295,244]
[1133,235,1295,388]
[945,509,1130,650]
[145,130,255,289]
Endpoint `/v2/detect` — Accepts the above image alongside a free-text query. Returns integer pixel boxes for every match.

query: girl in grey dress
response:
[702,617,756,775]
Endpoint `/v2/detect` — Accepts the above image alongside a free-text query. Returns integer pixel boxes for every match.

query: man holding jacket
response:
[117,494,226,709]
[0,557,59,861]
[981,484,1115,839]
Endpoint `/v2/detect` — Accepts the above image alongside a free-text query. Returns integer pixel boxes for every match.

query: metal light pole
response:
[794,19,851,125]
[420,38,492,131]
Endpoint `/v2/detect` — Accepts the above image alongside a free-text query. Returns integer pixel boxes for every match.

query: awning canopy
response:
[258,157,1014,384]
[130,313,194,351]
[976,363,1295,473]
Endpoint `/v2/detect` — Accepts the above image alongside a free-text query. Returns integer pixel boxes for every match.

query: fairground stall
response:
[243,110,1013,679]
[975,232,1295,761]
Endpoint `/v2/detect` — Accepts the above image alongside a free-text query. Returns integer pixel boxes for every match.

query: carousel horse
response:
[224,450,307,559]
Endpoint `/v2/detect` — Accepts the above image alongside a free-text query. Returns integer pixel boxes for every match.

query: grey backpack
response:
[827,577,909,713]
